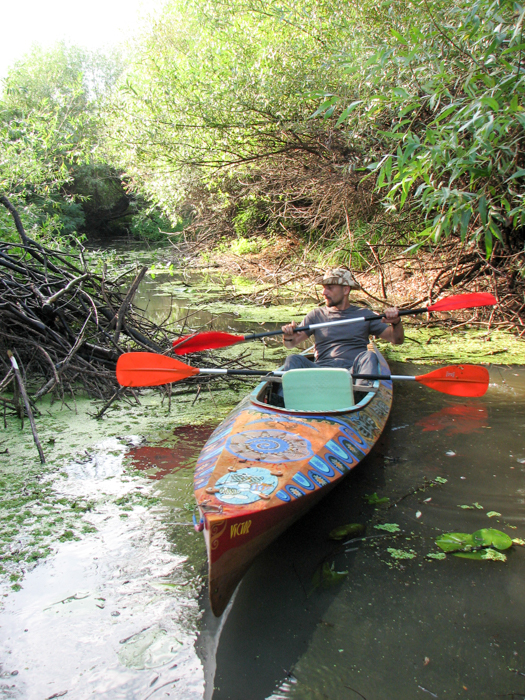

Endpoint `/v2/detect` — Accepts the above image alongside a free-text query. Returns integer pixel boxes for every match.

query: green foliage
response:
[472,528,512,549]
[105,0,358,214]
[311,561,348,591]
[102,0,525,259]
[374,522,400,532]
[3,0,521,261]
[129,207,183,242]
[386,547,416,560]
[230,236,268,255]
[436,532,476,552]
[325,0,525,256]
[454,548,507,561]
[1,44,119,195]
[40,197,86,239]
[365,492,390,505]
[232,202,267,238]
[0,43,124,243]
[329,523,365,540]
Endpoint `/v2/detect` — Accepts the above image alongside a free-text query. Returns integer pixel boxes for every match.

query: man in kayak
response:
[280,268,404,388]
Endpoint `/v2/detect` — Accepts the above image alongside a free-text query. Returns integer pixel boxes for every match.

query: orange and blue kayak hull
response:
[194,351,393,616]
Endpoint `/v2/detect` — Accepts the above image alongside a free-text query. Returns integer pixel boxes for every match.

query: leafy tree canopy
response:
[107,0,383,211]
[325,0,525,255]
[0,43,124,242]
[108,0,525,259]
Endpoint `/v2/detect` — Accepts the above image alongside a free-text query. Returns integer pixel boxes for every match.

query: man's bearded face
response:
[322,284,349,307]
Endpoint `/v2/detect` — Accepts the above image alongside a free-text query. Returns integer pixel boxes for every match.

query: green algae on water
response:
[0,382,241,598]
[380,327,525,365]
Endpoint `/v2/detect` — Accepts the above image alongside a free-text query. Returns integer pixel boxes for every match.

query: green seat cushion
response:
[282,368,354,411]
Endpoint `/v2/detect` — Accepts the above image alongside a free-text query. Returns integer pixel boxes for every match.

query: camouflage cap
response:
[318,267,360,289]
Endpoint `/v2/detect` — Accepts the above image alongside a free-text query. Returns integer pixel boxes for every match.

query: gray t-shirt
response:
[302,305,388,368]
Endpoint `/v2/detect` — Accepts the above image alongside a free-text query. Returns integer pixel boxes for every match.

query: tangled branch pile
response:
[0,198,274,426]
[0,238,170,404]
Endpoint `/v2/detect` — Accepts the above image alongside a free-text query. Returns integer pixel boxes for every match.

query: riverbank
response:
[146,242,525,366]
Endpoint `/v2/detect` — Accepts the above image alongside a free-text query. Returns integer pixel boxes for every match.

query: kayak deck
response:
[194,350,393,616]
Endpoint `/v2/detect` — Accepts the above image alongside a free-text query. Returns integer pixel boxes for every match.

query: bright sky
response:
[0,0,163,80]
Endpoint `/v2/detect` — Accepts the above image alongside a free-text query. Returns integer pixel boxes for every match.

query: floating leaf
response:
[387,548,416,560]
[472,528,512,550]
[487,511,501,518]
[453,551,483,560]
[311,562,348,590]
[427,552,447,560]
[365,492,390,505]
[454,548,506,562]
[459,505,474,509]
[473,503,484,510]
[434,477,448,484]
[329,523,365,541]
[374,523,400,533]
[436,532,474,552]
[481,548,507,561]
[512,538,525,546]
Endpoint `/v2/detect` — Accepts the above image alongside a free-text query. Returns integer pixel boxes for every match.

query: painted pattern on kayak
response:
[225,430,313,463]
[194,349,393,616]
[212,467,279,505]
[199,392,389,501]
[196,375,391,502]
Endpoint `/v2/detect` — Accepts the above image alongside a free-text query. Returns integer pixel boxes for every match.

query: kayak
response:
[193,348,393,616]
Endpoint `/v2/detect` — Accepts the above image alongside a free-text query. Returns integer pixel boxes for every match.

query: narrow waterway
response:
[1,269,524,700]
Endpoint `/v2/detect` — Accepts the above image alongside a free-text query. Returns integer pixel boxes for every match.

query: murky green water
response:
[1,265,525,700]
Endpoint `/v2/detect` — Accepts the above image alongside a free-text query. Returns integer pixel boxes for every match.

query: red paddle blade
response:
[428,293,497,313]
[116,352,199,387]
[172,331,244,355]
[416,365,489,397]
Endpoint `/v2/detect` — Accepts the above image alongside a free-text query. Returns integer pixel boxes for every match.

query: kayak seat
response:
[282,368,354,411]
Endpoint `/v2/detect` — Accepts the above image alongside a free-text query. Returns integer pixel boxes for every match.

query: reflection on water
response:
[0,430,207,700]
[129,425,215,480]
[134,272,234,332]
[416,403,489,435]
[133,271,303,337]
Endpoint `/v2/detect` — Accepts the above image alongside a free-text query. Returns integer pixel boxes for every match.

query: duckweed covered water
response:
[135,267,525,366]
[0,385,241,698]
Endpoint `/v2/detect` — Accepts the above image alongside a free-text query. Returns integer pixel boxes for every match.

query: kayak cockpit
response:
[251,367,381,415]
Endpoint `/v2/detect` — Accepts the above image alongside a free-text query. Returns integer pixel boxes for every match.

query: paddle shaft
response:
[243,307,429,341]
[124,365,404,380]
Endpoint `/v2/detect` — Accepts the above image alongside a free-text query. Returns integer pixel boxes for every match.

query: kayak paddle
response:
[116,352,489,397]
[171,292,497,355]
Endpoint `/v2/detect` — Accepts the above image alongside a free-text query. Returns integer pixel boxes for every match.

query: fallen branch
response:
[8,351,46,464]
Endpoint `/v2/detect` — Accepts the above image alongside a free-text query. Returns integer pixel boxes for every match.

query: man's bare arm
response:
[378,308,404,345]
[282,321,309,349]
